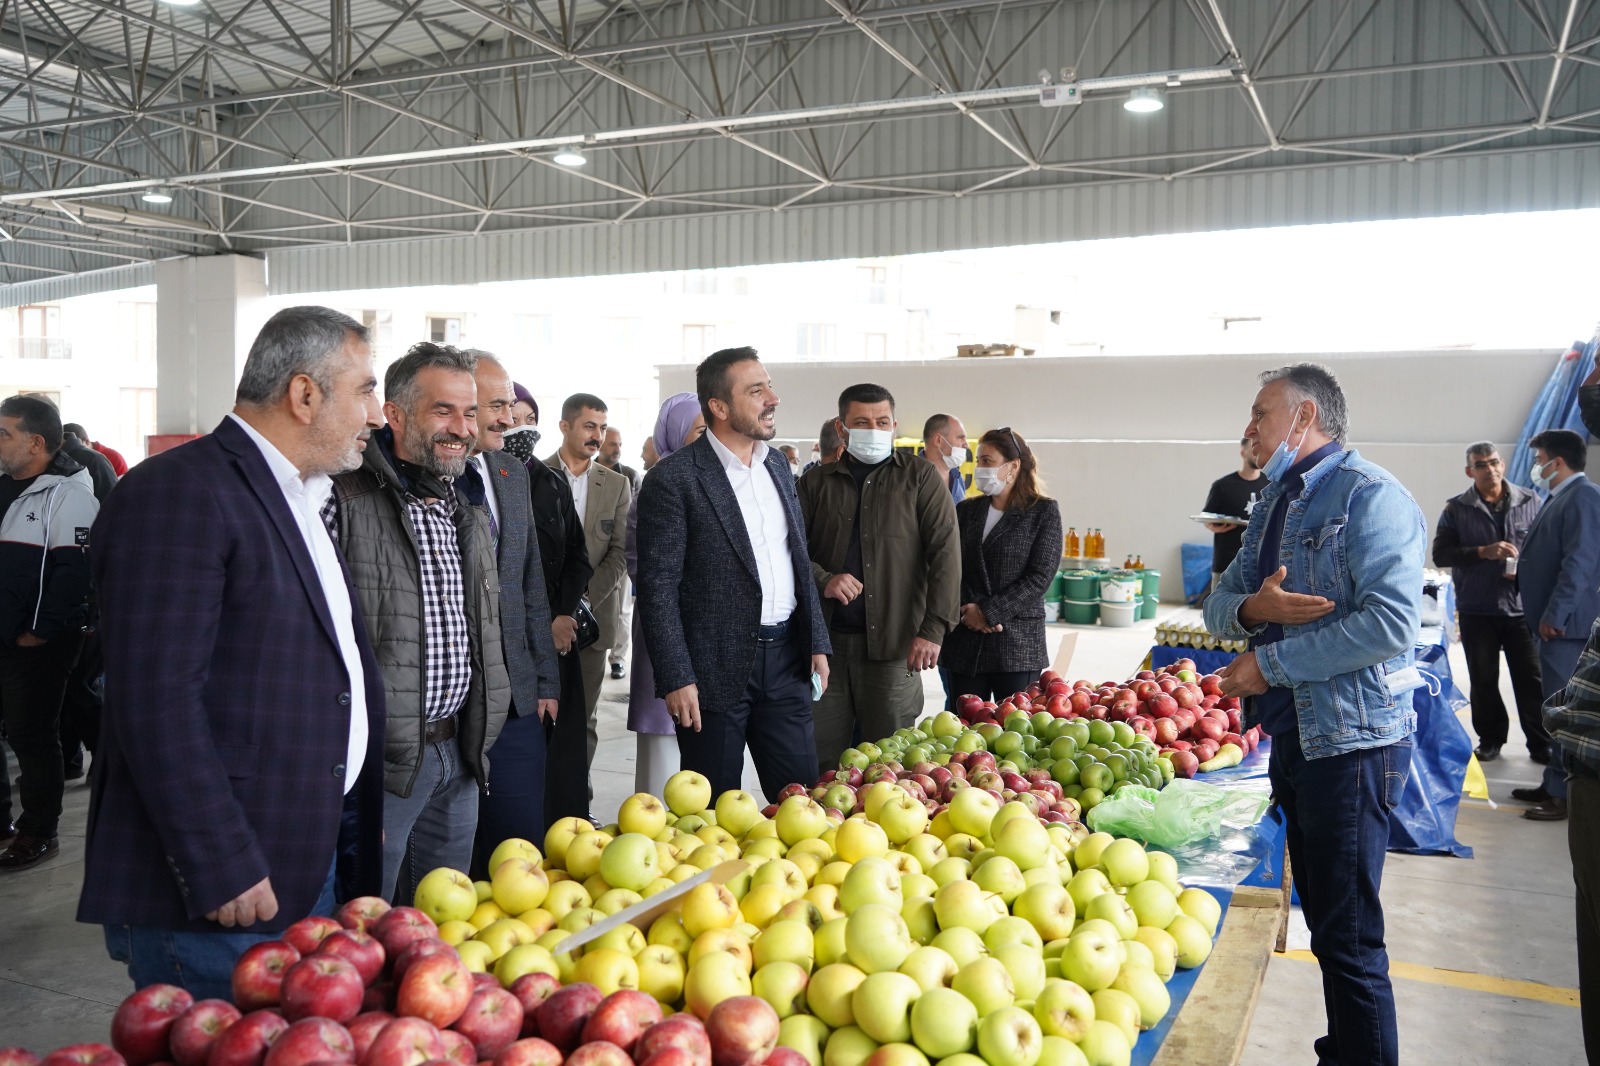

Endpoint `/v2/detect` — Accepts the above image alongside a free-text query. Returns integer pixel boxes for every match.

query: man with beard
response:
[324,342,509,903]
[636,347,832,799]
[79,307,387,993]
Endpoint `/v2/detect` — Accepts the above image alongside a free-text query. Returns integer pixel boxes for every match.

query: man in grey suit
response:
[1517,428,1600,820]
[636,347,832,800]
[460,352,561,866]
[546,395,632,794]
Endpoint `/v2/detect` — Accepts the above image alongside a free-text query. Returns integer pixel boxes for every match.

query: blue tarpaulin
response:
[1387,637,1475,857]
[1509,340,1597,490]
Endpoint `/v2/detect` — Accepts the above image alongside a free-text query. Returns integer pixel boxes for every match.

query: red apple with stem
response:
[335,897,390,935]
[40,1048,125,1066]
[168,1000,241,1066]
[205,1010,289,1066]
[281,955,364,1023]
[534,985,605,1055]
[283,916,345,958]
[396,953,473,1030]
[450,987,524,1060]
[315,930,385,987]
[261,1018,354,1066]
[111,983,195,1066]
[505,974,559,1038]
[232,942,302,1012]
[491,1040,562,1066]
[361,1016,444,1066]
[345,1013,394,1061]
[703,997,779,1066]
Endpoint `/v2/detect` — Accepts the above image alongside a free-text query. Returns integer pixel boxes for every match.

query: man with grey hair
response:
[1205,362,1425,1066]
[79,306,387,995]
[325,341,510,903]
[1432,441,1546,763]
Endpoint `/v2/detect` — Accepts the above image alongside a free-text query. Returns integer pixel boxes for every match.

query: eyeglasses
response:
[1470,457,1503,471]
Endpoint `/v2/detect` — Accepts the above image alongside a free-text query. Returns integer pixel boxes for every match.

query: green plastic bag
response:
[1085,778,1271,849]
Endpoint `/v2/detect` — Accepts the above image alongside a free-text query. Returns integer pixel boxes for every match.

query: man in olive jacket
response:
[327,343,510,903]
[798,382,959,777]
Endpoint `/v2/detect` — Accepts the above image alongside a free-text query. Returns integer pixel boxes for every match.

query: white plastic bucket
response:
[1099,600,1139,627]
[1100,570,1141,604]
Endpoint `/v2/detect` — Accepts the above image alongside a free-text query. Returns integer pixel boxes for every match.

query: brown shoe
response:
[1524,798,1568,821]
[0,834,59,871]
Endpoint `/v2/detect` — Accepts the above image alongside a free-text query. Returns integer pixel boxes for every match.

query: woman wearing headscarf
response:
[625,392,706,795]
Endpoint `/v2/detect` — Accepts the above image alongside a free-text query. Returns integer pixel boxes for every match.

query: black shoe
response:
[1474,744,1502,762]
[610,663,625,680]
[1530,747,1552,765]
[1512,785,1552,803]
[0,822,14,844]
[0,834,59,871]
[1524,798,1569,821]
[63,765,84,781]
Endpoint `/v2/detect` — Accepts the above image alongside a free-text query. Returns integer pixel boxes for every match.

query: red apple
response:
[1168,739,1192,752]
[284,917,346,958]
[262,1018,354,1066]
[40,1049,124,1066]
[762,1050,809,1066]
[582,991,661,1056]
[506,975,559,1038]
[336,898,391,935]
[641,1050,703,1066]
[282,955,365,1024]
[435,1030,474,1066]
[371,909,439,960]
[206,1011,289,1066]
[169,1000,241,1066]
[0,1051,41,1066]
[112,983,195,1065]
[361,984,394,1015]
[451,988,524,1060]
[361,1017,444,1066]
[346,1013,394,1062]
[533,984,604,1054]
[391,940,455,985]
[1169,751,1199,778]
[704,997,778,1066]
[396,953,472,1030]
[1132,680,1160,701]
[233,941,303,1012]
[634,1016,710,1066]
[1199,674,1224,697]
[470,973,501,992]
[316,931,386,988]
[490,1040,561,1066]
[955,694,984,719]
[1147,694,1178,719]
[562,1043,630,1066]
[777,783,808,801]
[1192,717,1225,743]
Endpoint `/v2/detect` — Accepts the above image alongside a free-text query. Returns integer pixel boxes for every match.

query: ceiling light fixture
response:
[157,0,203,7]
[141,187,174,204]
[552,148,587,166]
[1124,87,1164,113]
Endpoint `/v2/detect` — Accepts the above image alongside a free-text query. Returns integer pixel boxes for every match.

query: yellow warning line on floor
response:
[1280,950,1580,1007]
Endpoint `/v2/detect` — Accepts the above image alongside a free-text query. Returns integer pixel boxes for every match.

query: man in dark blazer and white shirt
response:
[79,306,388,997]
[460,352,561,866]
[636,347,831,800]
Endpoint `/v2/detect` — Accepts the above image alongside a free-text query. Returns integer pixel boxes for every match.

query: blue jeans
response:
[1539,636,1585,800]
[1270,728,1411,1066]
[104,863,336,1000]
[383,734,478,905]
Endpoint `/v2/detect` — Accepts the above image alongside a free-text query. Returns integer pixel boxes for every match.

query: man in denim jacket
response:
[1205,363,1426,1066]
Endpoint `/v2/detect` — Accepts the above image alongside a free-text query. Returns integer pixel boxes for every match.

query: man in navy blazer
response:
[78,307,388,997]
[636,347,831,801]
[1516,429,1600,820]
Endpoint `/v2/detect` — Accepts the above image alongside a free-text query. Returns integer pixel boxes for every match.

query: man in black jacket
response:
[1432,441,1546,764]
[636,347,831,800]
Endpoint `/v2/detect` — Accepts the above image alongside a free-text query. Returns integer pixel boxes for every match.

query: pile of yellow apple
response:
[413,768,1222,1066]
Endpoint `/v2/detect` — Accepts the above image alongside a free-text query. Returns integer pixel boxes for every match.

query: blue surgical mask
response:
[1261,416,1312,483]
[1530,458,1554,491]
[846,428,893,464]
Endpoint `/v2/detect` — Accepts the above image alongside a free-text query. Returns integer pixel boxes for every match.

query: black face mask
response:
[1580,384,1600,442]
[500,426,540,463]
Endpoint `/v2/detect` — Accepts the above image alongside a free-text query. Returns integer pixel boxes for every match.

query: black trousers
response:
[0,632,83,839]
[676,627,818,802]
[543,650,591,828]
[59,627,103,772]
[949,670,1040,705]
[1459,612,1548,752]
[474,707,549,878]
[1570,774,1600,1064]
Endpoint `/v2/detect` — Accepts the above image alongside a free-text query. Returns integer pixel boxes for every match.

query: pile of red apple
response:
[806,750,1088,832]
[956,663,1265,779]
[0,896,796,1066]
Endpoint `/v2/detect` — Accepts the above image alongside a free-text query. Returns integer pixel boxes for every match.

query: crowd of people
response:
[6,305,1600,1063]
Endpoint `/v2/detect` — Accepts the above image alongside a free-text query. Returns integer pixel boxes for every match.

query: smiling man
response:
[324,342,509,904]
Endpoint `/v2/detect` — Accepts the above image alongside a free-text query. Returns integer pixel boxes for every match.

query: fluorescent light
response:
[157,0,203,6]
[552,148,587,167]
[141,188,173,204]
[1124,88,1164,113]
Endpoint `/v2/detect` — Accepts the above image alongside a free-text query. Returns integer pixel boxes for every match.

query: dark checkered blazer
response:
[939,495,1064,675]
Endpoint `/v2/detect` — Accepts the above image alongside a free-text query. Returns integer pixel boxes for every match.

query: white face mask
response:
[974,465,1010,496]
[846,427,894,464]
[789,463,801,477]
[943,445,967,471]
[1531,458,1554,491]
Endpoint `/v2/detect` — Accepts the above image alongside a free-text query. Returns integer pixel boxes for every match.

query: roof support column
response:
[154,253,267,436]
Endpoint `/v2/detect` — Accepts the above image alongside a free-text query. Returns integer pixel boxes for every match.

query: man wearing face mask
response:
[1204,363,1425,1066]
[922,414,969,506]
[1513,429,1600,821]
[798,384,960,778]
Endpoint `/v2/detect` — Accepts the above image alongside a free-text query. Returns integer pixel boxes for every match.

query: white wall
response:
[659,349,1561,594]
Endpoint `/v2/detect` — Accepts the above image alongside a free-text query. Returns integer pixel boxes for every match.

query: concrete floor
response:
[0,610,1585,1064]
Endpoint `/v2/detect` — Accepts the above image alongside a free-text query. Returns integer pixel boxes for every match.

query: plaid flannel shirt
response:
[322,489,472,723]
[1545,618,1600,772]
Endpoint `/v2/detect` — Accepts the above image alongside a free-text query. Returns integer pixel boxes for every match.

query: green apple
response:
[865,1044,929,1066]
[716,789,765,838]
[415,866,479,924]
[1124,880,1178,930]
[933,878,1005,936]
[1065,869,1112,917]
[1058,926,1121,993]
[808,885,847,925]
[777,899,825,932]
[810,962,869,1028]
[487,836,542,875]
[754,959,812,1019]
[836,817,891,863]
[1110,963,1170,1029]
[898,945,959,992]
[598,832,661,893]
[1011,882,1075,943]
[1032,977,1095,1042]
[1177,888,1223,937]
[664,770,713,816]
[993,818,1052,873]
[1089,989,1139,1047]
[902,873,938,901]
[1144,851,1180,893]
[493,942,559,986]
[619,792,670,837]
[575,946,641,995]
[777,796,831,845]
[676,814,709,836]
[972,855,1026,905]
[993,941,1047,1001]
[928,926,986,968]
[862,782,903,821]
[1165,913,1214,969]
[989,801,1036,838]
[928,857,973,888]
[907,985,978,1059]
[590,922,646,955]
[1075,1020,1131,1066]
[1070,832,1115,871]
[902,896,939,945]
[840,856,905,914]
[947,789,1001,838]
[950,956,1015,1016]
[824,1026,880,1066]
[976,1006,1044,1066]
[1120,940,1155,973]
[636,943,687,1004]
[816,916,850,967]
[780,1014,832,1066]
[851,971,921,1044]
[934,1056,986,1066]
[1036,1035,1089,1066]
[681,881,740,938]
[878,792,932,845]
[1133,926,1178,981]
[1095,839,1149,889]
[1083,893,1137,941]
[755,919,817,972]
[753,858,810,902]
[984,916,1044,953]
[901,834,949,872]
[846,903,916,974]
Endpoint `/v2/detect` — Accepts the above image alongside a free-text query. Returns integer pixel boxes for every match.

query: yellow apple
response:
[474,917,536,960]
[414,866,478,925]
[776,899,824,930]
[805,884,846,922]
[814,862,853,889]
[664,770,713,816]
[815,916,849,967]
[545,815,595,867]
[455,939,496,973]
[438,919,477,946]
[637,943,687,1003]
[619,792,670,837]
[594,888,645,915]
[743,837,788,861]
[488,837,543,874]
[835,817,890,863]
[490,858,551,914]
[808,962,868,1029]
[469,900,509,930]
[754,919,816,972]
[650,913,693,953]
[753,959,811,1019]
[557,906,606,934]
[475,880,494,903]
[681,881,740,938]
[752,859,810,901]
[591,923,647,957]
[741,884,790,927]
[493,942,559,986]
[516,908,556,937]
[779,1013,832,1066]
[689,927,754,974]
[565,830,612,880]
[576,946,641,995]
[684,950,753,1018]
[543,879,592,920]
[715,790,765,839]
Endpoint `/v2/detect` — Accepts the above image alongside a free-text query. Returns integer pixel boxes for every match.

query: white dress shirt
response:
[563,457,591,524]
[706,430,798,625]
[228,414,368,793]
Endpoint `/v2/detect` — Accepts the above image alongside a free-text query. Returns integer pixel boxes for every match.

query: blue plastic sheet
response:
[1387,639,1474,857]
[1509,340,1597,491]
[1181,542,1213,604]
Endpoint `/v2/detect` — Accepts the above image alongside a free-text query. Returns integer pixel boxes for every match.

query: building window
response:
[682,271,749,296]
[682,324,716,361]
[795,323,837,359]
[427,315,463,344]
[15,305,68,359]
[119,302,157,366]
[862,333,888,361]
[513,314,556,356]
[857,266,888,304]
[354,309,394,363]
[119,388,157,461]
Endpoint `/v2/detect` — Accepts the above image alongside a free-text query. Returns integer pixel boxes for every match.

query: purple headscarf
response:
[512,381,537,419]
[653,392,702,459]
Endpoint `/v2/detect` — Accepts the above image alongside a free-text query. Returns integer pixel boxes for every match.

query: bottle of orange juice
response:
[1133,555,1145,570]
[1066,527,1080,557]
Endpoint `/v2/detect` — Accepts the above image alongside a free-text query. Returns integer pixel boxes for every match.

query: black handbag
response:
[572,595,601,652]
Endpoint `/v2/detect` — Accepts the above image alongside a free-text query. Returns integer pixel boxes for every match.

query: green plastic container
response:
[1140,594,1158,620]
[1062,598,1100,625]
[1138,569,1161,600]
[1045,573,1066,603]
[1061,570,1101,601]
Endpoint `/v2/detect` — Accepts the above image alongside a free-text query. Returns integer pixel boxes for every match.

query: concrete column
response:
[154,254,268,435]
